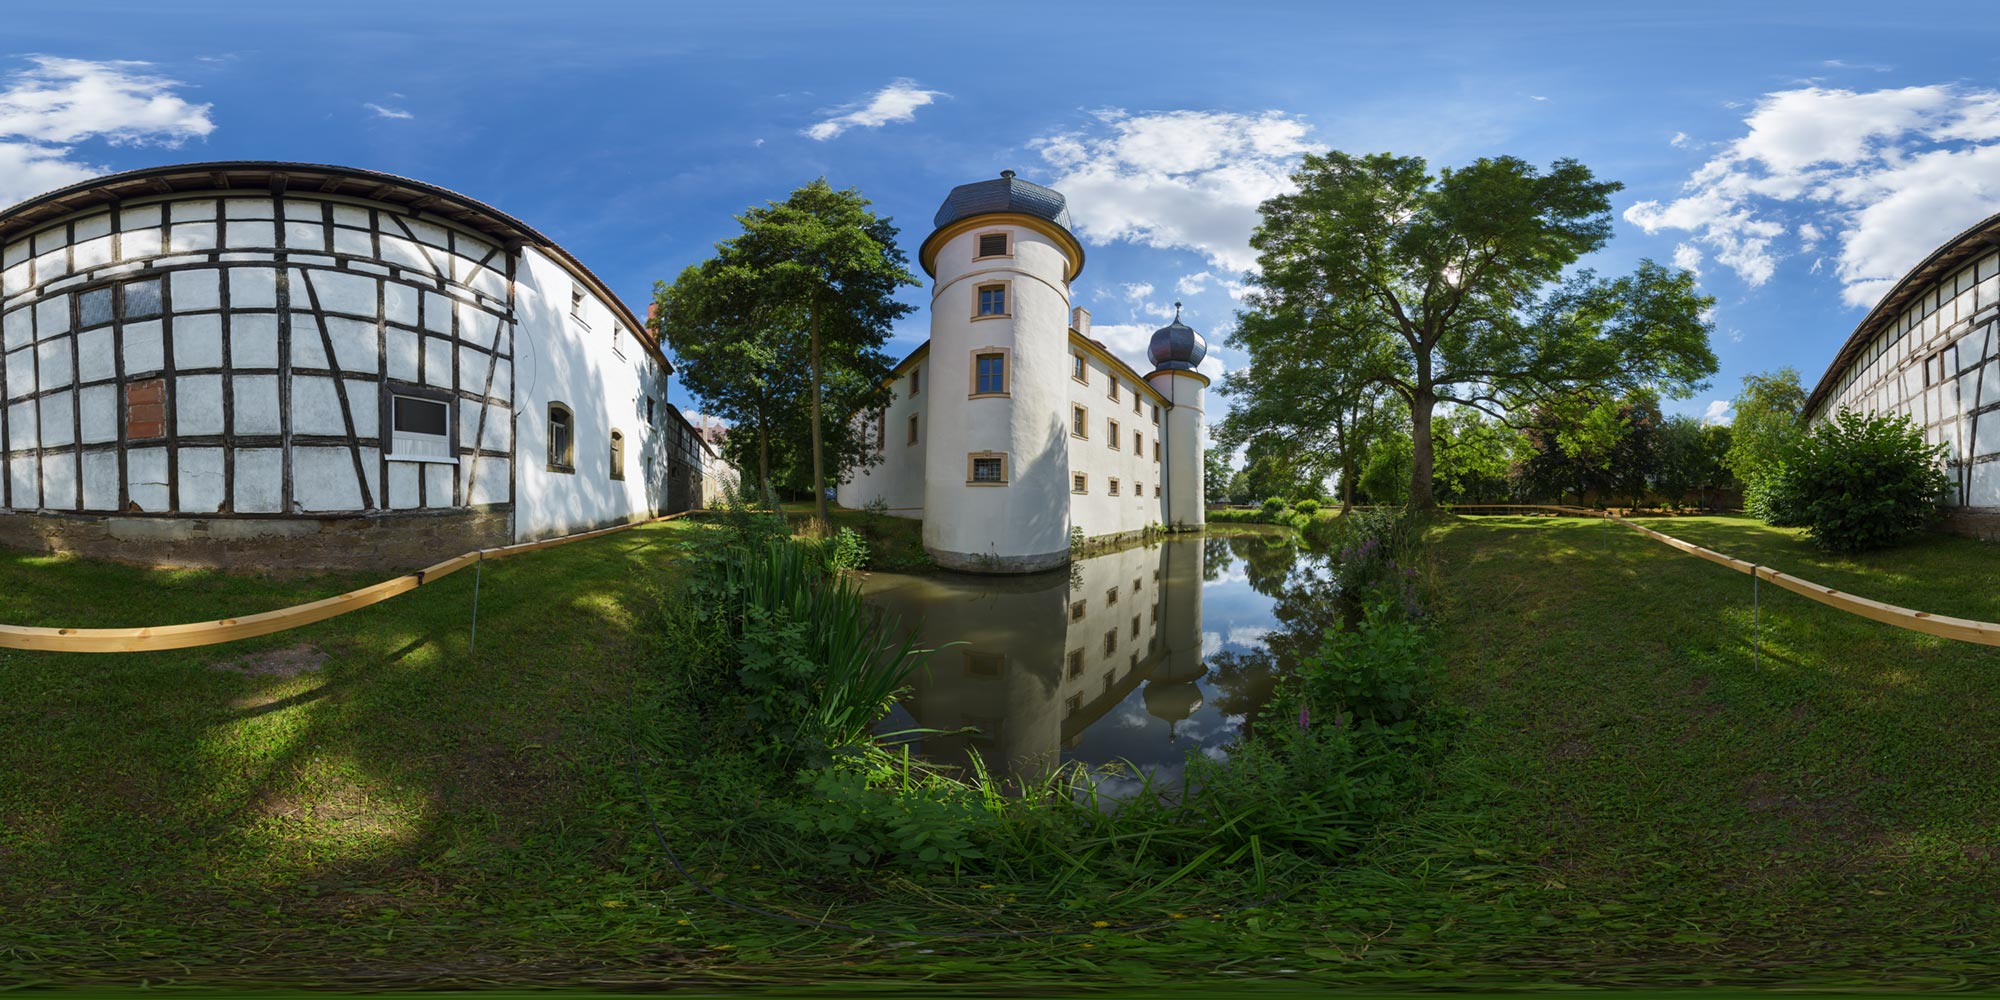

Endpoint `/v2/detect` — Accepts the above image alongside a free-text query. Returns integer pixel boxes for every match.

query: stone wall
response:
[0,507,513,575]
[1941,508,2000,543]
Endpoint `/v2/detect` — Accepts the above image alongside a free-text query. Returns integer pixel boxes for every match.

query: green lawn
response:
[6,512,2000,989]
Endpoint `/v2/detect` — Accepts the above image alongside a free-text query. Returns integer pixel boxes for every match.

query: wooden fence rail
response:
[0,511,696,654]
[1449,502,2000,648]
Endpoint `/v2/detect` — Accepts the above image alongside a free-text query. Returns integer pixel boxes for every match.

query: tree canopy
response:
[1243,151,1718,508]
[651,179,918,522]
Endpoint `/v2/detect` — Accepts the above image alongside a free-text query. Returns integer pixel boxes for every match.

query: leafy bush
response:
[1293,498,1321,516]
[1328,507,1427,618]
[1261,496,1288,516]
[826,526,870,572]
[769,759,997,871]
[1766,409,1951,552]
[1288,601,1439,725]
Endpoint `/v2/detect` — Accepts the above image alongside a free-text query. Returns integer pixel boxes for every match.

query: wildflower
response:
[676,919,691,926]
[1169,913,1187,920]
[1091,920,1111,928]
[1297,705,1309,731]
[1080,942,1095,949]
[601,900,627,908]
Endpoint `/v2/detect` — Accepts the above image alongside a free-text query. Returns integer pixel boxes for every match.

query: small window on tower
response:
[1133,393,1141,414]
[1152,404,1160,425]
[1072,472,1088,494]
[1134,430,1142,453]
[911,365,921,397]
[1108,418,1120,449]
[977,232,1010,258]
[610,430,626,480]
[1154,440,1161,462]
[569,285,586,323]
[976,284,1007,317]
[908,413,919,445]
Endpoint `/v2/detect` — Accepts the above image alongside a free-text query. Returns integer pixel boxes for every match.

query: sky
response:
[7,1,2000,429]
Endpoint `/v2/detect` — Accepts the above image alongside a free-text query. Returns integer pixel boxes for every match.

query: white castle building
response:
[838,171,1208,573]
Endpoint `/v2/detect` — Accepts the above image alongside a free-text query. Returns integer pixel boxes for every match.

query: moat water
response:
[863,529,1336,793]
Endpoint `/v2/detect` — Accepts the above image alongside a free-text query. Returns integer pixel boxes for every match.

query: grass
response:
[7,511,2000,990]
[779,499,932,570]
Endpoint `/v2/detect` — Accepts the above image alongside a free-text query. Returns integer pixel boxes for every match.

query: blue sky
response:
[9,1,2000,427]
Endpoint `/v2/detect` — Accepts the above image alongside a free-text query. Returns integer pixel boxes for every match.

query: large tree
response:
[1224,298,1398,513]
[1722,368,1807,519]
[654,179,918,525]
[1247,152,1718,509]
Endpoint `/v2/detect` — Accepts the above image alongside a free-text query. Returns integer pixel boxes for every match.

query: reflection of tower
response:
[1145,305,1208,529]
[1142,532,1207,740]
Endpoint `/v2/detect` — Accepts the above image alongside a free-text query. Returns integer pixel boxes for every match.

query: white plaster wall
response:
[1149,370,1207,528]
[837,357,928,515]
[1067,345,1170,540]
[921,223,1074,567]
[510,245,671,540]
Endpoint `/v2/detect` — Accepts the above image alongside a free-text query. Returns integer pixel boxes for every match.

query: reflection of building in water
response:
[865,537,1206,780]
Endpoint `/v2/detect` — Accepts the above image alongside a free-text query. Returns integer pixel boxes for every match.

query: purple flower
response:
[1298,705,1310,731]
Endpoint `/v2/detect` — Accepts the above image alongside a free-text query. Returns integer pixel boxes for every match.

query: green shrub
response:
[1261,496,1288,515]
[1293,498,1321,516]
[826,526,870,572]
[768,760,997,871]
[1767,409,1951,552]
[1290,600,1439,726]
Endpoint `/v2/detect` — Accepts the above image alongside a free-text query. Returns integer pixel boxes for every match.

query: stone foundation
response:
[928,545,1070,575]
[1941,508,2000,543]
[0,508,514,576]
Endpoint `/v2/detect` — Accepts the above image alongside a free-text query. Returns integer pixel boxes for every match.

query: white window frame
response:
[384,386,457,465]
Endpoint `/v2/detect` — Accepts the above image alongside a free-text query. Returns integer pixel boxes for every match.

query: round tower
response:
[1142,536,1207,740]
[917,171,1085,572]
[1144,306,1208,529]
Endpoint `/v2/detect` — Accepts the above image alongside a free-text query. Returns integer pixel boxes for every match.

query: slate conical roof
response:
[932,170,1074,234]
[1147,303,1207,372]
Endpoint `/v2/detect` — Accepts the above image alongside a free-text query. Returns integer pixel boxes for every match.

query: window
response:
[1107,585,1119,605]
[1154,484,1161,498]
[911,365,921,397]
[1072,404,1088,438]
[1070,600,1086,622]
[1107,419,1120,450]
[78,287,113,328]
[1153,440,1161,462]
[907,413,919,445]
[121,278,162,320]
[1136,482,1144,498]
[386,389,453,461]
[612,323,626,358]
[1131,615,1140,639]
[977,232,1010,258]
[1109,380,1120,402]
[1067,649,1084,679]
[610,429,625,480]
[967,451,1007,485]
[548,402,575,472]
[1108,477,1120,496]
[877,409,888,452]
[1072,472,1088,494]
[646,395,656,425]
[1072,354,1087,383]
[1133,577,1142,593]
[569,285,586,323]
[972,350,1009,396]
[976,283,1007,317]
[1065,693,1082,718]
[1103,630,1117,656]
[1152,404,1160,425]
[1134,430,1142,454]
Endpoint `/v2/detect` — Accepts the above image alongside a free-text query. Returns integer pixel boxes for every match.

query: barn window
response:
[548,402,575,472]
[385,387,453,461]
[121,278,162,320]
[976,232,1010,259]
[610,429,625,480]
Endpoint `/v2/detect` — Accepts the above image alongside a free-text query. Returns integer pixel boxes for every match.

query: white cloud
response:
[1121,281,1153,301]
[1530,95,1549,102]
[0,56,213,207]
[1672,242,1704,276]
[363,102,413,120]
[1626,83,2000,306]
[1670,130,1690,148]
[1034,109,1315,273]
[1702,399,1733,425]
[1175,271,1213,295]
[802,78,943,141]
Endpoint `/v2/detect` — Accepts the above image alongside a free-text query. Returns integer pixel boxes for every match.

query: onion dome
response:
[1142,676,1205,742]
[1147,302,1207,371]
[932,169,1074,234]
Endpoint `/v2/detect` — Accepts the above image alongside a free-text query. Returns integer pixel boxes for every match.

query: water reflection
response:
[865,530,1328,786]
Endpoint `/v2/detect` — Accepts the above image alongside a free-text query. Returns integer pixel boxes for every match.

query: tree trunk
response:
[808,301,830,530]
[757,415,772,502]
[1409,388,1437,510]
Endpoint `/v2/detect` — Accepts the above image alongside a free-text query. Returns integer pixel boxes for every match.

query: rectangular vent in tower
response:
[978,233,1009,258]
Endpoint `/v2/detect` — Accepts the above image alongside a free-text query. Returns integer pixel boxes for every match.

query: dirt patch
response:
[213,643,329,678]
[1549,737,1592,762]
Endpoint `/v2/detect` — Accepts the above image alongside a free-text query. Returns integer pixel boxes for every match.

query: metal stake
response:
[470,552,483,658]
[1752,565,1761,671]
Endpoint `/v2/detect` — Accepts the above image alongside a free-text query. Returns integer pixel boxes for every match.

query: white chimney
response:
[1071,306,1091,337]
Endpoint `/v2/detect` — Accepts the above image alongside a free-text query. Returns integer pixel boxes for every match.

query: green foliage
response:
[1293,498,1321,516]
[1357,430,1412,504]
[767,756,996,870]
[826,526,869,573]
[1290,601,1440,725]
[1654,413,1733,508]
[1245,149,1716,508]
[1724,368,1807,519]
[1262,496,1288,515]
[1327,507,1428,618]
[1767,409,1952,552]
[1429,408,1515,502]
